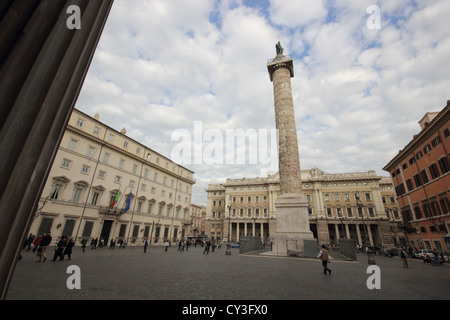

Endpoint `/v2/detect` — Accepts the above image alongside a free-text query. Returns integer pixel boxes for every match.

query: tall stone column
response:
[0,0,114,299]
[267,43,314,256]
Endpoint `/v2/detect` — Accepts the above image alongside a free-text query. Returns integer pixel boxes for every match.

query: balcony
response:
[98,206,124,215]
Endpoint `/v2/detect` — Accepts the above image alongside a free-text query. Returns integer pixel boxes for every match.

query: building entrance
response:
[100,220,113,246]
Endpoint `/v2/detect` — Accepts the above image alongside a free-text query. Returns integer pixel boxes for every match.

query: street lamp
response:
[355,191,376,265]
[226,196,232,256]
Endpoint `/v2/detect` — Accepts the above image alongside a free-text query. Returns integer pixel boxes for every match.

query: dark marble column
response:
[0,0,114,299]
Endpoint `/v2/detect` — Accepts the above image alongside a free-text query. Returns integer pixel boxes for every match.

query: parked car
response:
[229,243,240,248]
[414,249,434,259]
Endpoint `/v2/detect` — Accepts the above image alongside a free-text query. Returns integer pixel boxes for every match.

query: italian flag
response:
[110,189,120,208]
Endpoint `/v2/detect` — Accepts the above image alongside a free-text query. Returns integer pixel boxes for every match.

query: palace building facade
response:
[205,169,403,248]
[28,109,196,246]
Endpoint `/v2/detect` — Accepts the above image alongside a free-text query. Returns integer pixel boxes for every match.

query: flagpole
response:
[125,163,144,245]
[74,130,107,244]
[114,186,126,212]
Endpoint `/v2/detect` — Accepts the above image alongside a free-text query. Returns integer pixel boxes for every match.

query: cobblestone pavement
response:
[6,245,450,301]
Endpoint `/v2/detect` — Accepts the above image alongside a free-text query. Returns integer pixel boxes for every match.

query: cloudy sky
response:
[76,0,450,206]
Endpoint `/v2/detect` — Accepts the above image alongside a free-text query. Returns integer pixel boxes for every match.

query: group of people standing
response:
[23,232,74,262]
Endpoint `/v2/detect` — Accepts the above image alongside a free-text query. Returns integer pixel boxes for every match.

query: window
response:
[87,146,96,158]
[81,165,90,174]
[430,198,441,216]
[416,151,423,160]
[424,144,432,154]
[133,164,138,174]
[439,196,450,214]
[153,173,158,181]
[444,127,450,139]
[326,207,332,217]
[98,171,106,179]
[61,159,72,169]
[82,221,93,238]
[60,219,74,237]
[334,193,340,201]
[406,179,414,191]
[115,176,121,183]
[123,141,128,148]
[324,193,330,201]
[368,207,374,217]
[431,136,441,147]
[147,202,153,214]
[108,134,114,142]
[438,156,450,174]
[422,201,432,218]
[73,188,83,203]
[357,206,363,217]
[402,163,408,170]
[119,159,125,169]
[68,139,77,151]
[51,184,63,200]
[91,191,100,205]
[421,169,429,184]
[429,163,440,179]
[76,118,84,127]
[93,127,100,135]
[103,153,110,164]
[413,174,422,188]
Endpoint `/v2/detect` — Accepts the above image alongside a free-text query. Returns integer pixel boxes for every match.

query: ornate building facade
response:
[205,169,403,248]
[29,109,195,246]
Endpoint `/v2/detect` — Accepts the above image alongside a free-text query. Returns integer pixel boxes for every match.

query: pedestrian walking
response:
[203,239,211,255]
[317,245,332,275]
[432,250,440,266]
[164,240,169,252]
[399,247,409,268]
[52,236,67,261]
[110,238,116,250]
[64,237,74,260]
[81,239,87,253]
[32,235,41,253]
[144,239,148,253]
[36,232,52,262]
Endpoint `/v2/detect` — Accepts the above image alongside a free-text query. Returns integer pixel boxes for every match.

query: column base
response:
[273,193,314,257]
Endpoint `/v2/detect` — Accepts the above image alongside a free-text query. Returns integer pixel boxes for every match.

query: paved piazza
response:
[6,245,450,301]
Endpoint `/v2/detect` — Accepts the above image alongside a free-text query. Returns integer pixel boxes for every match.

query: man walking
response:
[144,238,148,253]
[37,232,52,262]
[317,245,332,275]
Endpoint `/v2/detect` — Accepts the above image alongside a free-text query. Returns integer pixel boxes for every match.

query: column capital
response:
[267,54,294,81]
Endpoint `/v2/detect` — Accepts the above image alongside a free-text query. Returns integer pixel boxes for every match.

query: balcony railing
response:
[98,206,124,215]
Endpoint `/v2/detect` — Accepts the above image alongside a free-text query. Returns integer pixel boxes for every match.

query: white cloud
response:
[268,0,327,27]
[76,0,450,205]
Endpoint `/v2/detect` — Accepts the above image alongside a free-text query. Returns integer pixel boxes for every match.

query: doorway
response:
[100,220,113,245]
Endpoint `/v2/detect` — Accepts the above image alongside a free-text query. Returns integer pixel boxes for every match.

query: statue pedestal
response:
[273,193,314,257]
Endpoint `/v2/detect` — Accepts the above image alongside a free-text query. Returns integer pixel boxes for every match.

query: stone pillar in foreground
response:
[0,0,114,299]
[267,42,314,256]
